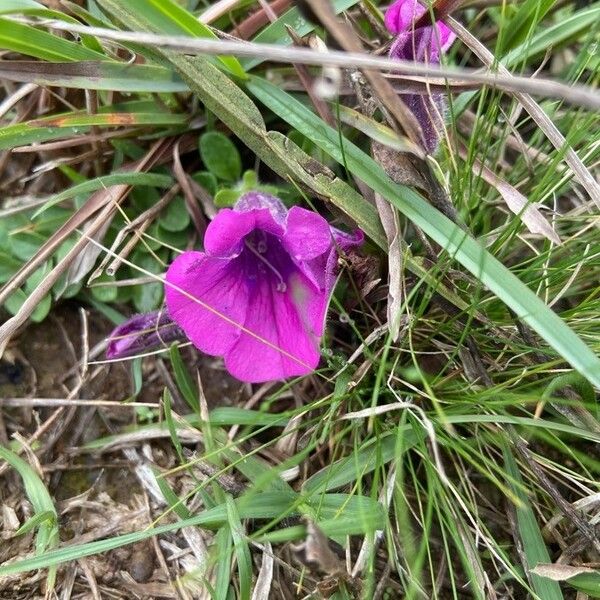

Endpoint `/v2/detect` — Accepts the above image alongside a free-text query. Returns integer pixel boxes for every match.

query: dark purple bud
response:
[106,309,185,359]
[385,0,457,154]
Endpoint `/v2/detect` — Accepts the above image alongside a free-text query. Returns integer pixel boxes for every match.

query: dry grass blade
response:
[470,154,561,245]
[251,542,274,600]
[0,398,159,408]
[375,193,404,340]
[23,19,600,110]
[173,140,206,236]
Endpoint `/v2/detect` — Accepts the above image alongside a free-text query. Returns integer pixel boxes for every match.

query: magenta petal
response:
[331,227,364,252]
[386,0,456,55]
[224,270,325,382]
[385,0,424,34]
[282,207,332,261]
[436,22,456,52]
[165,251,248,356]
[204,208,284,258]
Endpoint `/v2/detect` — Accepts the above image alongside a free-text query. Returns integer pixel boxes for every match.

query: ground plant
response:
[0,0,599,598]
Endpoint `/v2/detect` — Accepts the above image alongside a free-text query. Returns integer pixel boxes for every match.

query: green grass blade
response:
[0,0,43,12]
[444,414,600,443]
[503,445,564,600]
[0,491,379,576]
[168,344,199,412]
[208,407,289,428]
[0,491,296,577]
[0,60,188,92]
[498,0,556,53]
[302,426,416,493]
[0,111,187,150]
[162,388,186,466]
[502,5,600,67]
[213,526,233,600]
[0,16,105,61]
[34,173,173,216]
[0,446,58,588]
[247,77,600,389]
[98,0,245,77]
[225,495,252,600]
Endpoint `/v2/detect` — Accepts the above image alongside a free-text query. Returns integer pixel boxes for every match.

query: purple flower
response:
[385,0,456,152]
[106,309,186,359]
[162,192,362,383]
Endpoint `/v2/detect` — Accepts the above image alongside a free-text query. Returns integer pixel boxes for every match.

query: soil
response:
[0,302,248,599]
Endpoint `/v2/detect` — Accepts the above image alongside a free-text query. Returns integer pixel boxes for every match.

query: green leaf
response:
[159,196,190,232]
[34,172,173,217]
[502,5,600,67]
[247,77,600,390]
[214,188,241,208]
[0,60,189,93]
[503,445,564,600]
[0,252,21,283]
[168,344,199,412]
[0,17,105,61]
[0,445,58,588]
[90,274,118,303]
[192,171,218,196]
[132,254,163,313]
[199,132,242,182]
[4,264,52,322]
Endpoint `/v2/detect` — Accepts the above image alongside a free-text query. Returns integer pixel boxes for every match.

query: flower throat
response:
[243,233,287,293]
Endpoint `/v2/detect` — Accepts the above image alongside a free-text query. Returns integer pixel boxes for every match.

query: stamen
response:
[244,238,287,292]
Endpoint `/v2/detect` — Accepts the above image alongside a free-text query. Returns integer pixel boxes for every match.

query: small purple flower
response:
[160,192,362,383]
[106,309,186,359]
[385,0,456,152]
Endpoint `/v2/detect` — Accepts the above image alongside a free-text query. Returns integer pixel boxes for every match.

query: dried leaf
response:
[251,542,274,600]
[531,563,596,581]
[474,159,561,245]
[173,140,207,235]
[375,193,403,340]
[66,211,114,286]
[299,520,345,576]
